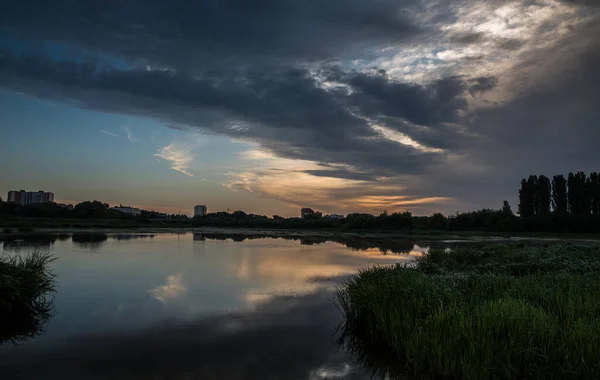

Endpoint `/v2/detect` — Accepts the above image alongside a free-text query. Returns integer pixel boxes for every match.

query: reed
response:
[336,243,600,379]
[0,251,56,343]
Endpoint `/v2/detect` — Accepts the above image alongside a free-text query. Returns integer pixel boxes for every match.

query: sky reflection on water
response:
[0,232,419,379]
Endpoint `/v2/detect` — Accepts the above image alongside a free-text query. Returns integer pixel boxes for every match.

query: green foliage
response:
[337,243,600,379]
[0,252,56,344]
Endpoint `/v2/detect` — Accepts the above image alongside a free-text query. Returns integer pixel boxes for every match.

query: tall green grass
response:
[336,243,600,379]
[0,252,56,344]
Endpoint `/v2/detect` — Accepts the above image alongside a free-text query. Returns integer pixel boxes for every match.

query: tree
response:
[518,176,536,217]
[552,175,568,214]
[584,174,594,216]
[73,201,110,218]
[232,210,247,219]
[502,200,513,217]
[590,172,600,215]
[429,213,447,230]
[568,172,589,215]
[568,172,577,214]
[536,175,551,216]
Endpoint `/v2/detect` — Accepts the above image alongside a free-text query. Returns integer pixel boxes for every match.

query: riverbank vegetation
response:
[337,243,600,379]
[4,204,600,234]
[0,252,56,344]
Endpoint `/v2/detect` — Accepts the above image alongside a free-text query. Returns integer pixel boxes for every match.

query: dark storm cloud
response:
[319,67,495,150]
[559,0,600,7]
[469,76,499,96]
[0,0,420,70]
[0,55,362,134]
[0,52,484,176]
[0,0,467,178]
[329,69,470,126]
[428,22,600,211]
[302,169,378,182]
[473,50,600,161]
[472,24,600,154]
[0,0,485,184]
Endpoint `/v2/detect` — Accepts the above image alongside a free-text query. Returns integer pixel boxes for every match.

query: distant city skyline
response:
[1,1,599,217]
[2,189,350,219]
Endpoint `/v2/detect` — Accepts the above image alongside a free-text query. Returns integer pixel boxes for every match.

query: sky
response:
[0,0,599,217]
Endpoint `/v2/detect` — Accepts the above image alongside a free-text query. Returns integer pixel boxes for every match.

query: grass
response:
[0,251,56,344]
[336,243,600,380]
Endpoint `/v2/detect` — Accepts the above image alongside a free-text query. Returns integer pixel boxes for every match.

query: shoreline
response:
[2,226,600,243]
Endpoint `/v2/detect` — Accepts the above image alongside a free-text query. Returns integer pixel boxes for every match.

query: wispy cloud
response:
[155,142,195,177]
[371,124,444,153]
[121,126,137,142]
[100,129,118,137]
[226,148,453,214]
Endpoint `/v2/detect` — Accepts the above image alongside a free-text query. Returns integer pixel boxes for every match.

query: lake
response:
[0,231,431,379]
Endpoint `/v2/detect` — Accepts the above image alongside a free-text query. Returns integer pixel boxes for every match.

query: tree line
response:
[519,172,600,217]
[0,201,188,220]
[3,174,600,233]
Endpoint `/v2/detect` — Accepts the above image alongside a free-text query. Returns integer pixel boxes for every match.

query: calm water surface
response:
[0,232,424,379]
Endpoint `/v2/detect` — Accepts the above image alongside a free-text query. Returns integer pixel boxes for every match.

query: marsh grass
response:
[0,251,56,344]
[336,243,600,379]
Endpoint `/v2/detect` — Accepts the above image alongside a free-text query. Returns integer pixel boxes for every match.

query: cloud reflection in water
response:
[149,274,187,303]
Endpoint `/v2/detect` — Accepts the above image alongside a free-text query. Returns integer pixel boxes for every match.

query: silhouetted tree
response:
[584,175,593,216]
[590,172,600,215]
[518,176,536,217]
[232,210,248,219]
[568,172,577,214]
[429,213,447,230]
[552,175,568,214]
[73,201,110,218]
[568,172,589,215]
[502,200,513,216]
[536,175,551,216]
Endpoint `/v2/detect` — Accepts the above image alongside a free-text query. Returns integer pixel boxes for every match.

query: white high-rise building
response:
[194,205,207,217]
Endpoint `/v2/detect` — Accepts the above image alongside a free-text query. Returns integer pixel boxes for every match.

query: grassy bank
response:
[0,252,56,344]
[337,244,600,379]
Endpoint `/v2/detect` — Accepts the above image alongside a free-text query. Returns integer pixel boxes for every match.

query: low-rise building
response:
[113,206,141,216]
[325,214,345,220]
